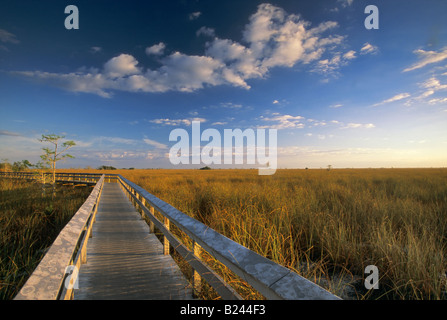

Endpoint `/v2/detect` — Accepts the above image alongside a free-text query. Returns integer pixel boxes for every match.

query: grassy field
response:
[2,168,447,300]
[60,167,447,300]
[0,178,92,300]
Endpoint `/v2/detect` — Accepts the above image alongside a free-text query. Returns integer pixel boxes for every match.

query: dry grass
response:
[11,168,447,299]
[0,178,92,300]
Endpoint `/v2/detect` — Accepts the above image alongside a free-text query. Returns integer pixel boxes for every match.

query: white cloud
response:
[341,123,375,129]
[104,54,141,78]
[415,78,441,99]
[0,29,19,44]
[405,75,447,105]
[403,47,447,72]
[205,38,261,85]
[338,0,354,7]
[219,102,243,109]
[343,50,356,60]
[90,46,102,53]
[189,11,201,20]
[196,27,215,37]
[259,112,375,131]
[403,76,447,105]
[145,42,166,56]
[259,114,305,129]
[87,150,160,161]
[312,53,352,76]
[143,138,168,149]
[242,4,343,70]
[372,92,411,106]
[421,76,447,91]
[149,117,206,126]
[156,52,229,92]
[360,43,378,55]
[429,97,447,105]
[12,4,349,97]
[12,70,113,98]
[96,136,137,145]
[0,130,21,137]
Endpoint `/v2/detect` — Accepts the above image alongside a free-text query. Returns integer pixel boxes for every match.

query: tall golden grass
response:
[4,168,444,299]
[0,179,92,300]
[62,168,447,300]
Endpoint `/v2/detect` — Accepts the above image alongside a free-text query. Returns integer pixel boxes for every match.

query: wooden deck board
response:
[74,183,193,300]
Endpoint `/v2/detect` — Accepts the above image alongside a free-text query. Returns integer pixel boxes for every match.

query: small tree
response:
[39,134,76,185]
[1,158,11,172]
[12,159,33,172]
[32,161,50,184]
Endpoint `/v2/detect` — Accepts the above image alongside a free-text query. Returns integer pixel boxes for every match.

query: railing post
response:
[192,241,202,297]
[81,236,87,264]
[140,197,145,218]
[149,207,155,233]
[163,217,170,255]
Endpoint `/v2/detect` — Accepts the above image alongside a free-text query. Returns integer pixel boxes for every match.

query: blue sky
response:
[1,0,446,169]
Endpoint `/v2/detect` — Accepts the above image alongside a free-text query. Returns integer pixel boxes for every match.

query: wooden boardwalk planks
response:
[74,183,192,300]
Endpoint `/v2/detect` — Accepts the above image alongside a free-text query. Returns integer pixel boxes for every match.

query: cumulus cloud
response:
[145,42,166,56]
[403,47,447,72]
[12,4,350,97]
[104,54,141,78]
[242,5,342,70]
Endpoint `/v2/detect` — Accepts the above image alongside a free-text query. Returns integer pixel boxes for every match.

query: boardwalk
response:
[74,183,192,300]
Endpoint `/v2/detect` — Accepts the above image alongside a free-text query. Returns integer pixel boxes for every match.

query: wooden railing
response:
[117,175,340,300]
[13,175,105,300]
[0,171,117,184]
[3,172,341,300]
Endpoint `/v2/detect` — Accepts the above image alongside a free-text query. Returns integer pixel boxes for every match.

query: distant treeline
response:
[1,160,33,172]
[97,165,117,170]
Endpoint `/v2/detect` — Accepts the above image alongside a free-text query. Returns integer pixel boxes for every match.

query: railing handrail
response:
[0,171,118,184]
[0,171,117,178]
[14,175,105,300]
[117,174,340,300]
